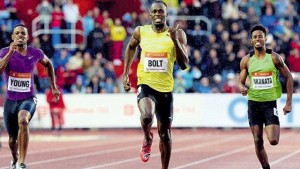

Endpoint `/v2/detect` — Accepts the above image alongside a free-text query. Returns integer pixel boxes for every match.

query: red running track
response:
[0,128,299,169]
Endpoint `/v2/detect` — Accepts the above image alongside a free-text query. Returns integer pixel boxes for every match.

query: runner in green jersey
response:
[239,25,293,169]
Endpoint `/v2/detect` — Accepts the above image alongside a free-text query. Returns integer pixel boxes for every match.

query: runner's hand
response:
[9,42,18,52]
[283,104,292,115]
[123,75,131,92]
[168,24,179,43]
[239,85,248,96]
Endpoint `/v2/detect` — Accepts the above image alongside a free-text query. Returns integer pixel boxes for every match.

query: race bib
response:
[144,52,168,72]
[251,72,273,90]
[7,71,31,92]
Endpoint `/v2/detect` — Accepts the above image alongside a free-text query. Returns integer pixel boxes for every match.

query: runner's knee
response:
[18,117,29,128]
[140,113,153,125]
[269,139,278,145]
[9,136,16,145]
[158,129,171,142]
[253,136,264,150]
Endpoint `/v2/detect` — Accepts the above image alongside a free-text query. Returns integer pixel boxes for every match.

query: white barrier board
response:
[30,94,300,128]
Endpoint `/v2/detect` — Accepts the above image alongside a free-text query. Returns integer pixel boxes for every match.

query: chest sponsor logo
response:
[144,52,168,72]
[8,71,31,92]
[251,72,273,90]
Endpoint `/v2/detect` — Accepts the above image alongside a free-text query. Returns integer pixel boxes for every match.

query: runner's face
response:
[149,3,167,28]
[251,30,266,51]
[12,26,29,46]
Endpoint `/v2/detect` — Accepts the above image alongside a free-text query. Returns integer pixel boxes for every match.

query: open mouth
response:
[154,18,162,22]
[254,42,261,47]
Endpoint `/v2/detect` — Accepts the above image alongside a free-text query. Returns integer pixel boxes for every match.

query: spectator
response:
[210,73,223,93]
[51,5,64,47]
[62,0,79,43]
[194,77,212,93]
[87,23,106,55]
[221,0,239,28]
[40,34,55,59]
[261,6,278,35]
[71,76,86,93]
[102,77,115,93]
[86,75,102,93]
[110,18,126,63]
[82,10,95,37]
[36,0,53,29]
[103,61,116,81]
[52,48,71,70]
[287,48,300,85]
[173,72,186,93]
[102,10,114,31]
[0,24,11,48]
[85,59,104,80]
[46,87,65,131]
[82,51,93,72]
[35,62,49,93]
[205,48,222,77]
[93,6,103,26]
[223,72,239,93]
[65,51,84,92]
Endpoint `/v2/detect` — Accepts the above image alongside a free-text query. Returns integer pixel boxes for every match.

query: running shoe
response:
[18,163,27,169]
[10,160,17,169]
[140,132,153,162]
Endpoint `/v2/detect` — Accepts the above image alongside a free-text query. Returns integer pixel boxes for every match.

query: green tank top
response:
[137,25,176,92]
[248,52,282,101]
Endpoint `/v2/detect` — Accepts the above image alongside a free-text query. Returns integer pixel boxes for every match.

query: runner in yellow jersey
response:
[122,1,189,168]
[239,25,293,169]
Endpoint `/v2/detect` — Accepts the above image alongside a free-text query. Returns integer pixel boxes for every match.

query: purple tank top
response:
[0,46,44,100]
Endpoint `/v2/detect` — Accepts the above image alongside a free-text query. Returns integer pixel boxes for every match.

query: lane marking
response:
[173,145,253,169]
[83,135,245,169]
[173,131,294,169]
[269,148,300,167]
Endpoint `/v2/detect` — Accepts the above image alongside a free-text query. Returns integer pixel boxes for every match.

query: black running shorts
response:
[248,100,280,126]
[137,84,173,123]
[3,96,37,140]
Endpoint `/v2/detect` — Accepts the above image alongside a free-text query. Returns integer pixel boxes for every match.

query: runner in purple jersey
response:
[0,24,60,169]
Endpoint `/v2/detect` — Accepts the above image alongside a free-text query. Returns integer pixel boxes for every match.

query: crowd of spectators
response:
[0,0,300,94]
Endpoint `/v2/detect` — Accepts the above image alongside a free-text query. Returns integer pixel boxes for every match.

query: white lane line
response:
[173,132,294,169]
[83,135,245,169]
[270,148,300,166]
[173,145,253,169]
[0,136,140,159]
[0,133,211,169]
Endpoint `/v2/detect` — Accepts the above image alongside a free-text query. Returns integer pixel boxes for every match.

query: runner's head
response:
[250,25,267,51]
[149,1,168,30]
[12,24,29,47]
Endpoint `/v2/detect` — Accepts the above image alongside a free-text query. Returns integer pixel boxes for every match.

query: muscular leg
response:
[17,110,31,164]
[8,136,18,163]
[138,97,155,142]
[250,125,269,168]
[265,124,280,145]
[157,121,172,169]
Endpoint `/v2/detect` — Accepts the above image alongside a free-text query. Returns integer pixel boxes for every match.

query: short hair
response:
[12,24,28,32]
[151,0,167,8]
[250,25,266,37]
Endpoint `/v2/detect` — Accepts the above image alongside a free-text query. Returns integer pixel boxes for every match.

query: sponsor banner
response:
[28,94,300,129]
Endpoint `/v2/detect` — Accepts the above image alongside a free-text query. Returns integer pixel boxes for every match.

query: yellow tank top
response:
[138,25,176,92]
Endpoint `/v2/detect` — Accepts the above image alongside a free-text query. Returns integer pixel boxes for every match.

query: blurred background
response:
[0,0,299,129]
